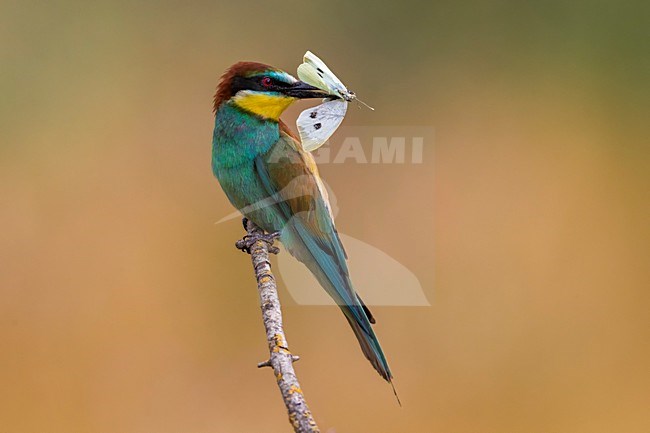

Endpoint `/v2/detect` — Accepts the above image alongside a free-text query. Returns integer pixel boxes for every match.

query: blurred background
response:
[1,1,648,432]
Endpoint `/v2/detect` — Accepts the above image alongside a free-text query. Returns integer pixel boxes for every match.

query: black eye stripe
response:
[230,76,255,94]
[230,75,291,94]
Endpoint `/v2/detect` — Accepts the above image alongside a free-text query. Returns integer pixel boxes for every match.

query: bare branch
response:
[236,219,320,433]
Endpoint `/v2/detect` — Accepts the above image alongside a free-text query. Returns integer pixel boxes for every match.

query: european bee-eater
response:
[211,62,393,384]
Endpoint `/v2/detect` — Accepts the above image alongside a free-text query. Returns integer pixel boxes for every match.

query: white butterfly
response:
[295,51,373,151]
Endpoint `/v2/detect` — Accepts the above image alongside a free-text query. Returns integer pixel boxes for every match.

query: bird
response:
[211,61,395,388]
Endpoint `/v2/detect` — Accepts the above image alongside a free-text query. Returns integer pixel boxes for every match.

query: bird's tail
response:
[341,307,392,381]
[279,217,398,399]
[342,306,401,405]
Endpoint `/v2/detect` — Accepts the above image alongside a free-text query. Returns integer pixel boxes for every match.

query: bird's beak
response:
[284,81,331,99]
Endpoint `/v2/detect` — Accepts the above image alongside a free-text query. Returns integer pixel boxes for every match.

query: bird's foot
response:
[235,231,281,254]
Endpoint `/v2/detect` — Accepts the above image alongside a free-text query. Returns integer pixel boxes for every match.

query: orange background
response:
[1,1,648,432]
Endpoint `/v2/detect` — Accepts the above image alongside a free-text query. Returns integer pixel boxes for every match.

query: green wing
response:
[252,133,392,380]
[254,134,360,315]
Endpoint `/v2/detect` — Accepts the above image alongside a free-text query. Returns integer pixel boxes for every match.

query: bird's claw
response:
[235,231,280,254]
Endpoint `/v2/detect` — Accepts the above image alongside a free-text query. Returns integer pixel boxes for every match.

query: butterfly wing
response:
[297,62,329,93]
[298,51,353,100]
[297,99,348,152]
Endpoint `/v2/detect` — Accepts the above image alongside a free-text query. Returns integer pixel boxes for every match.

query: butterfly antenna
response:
[355,97,375,111]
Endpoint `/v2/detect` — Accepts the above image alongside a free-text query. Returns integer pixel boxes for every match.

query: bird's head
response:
[213,62,328,121]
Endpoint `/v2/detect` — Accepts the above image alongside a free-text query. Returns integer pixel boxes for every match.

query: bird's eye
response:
[261,77,272,87]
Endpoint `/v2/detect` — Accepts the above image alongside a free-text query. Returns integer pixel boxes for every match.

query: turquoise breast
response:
[212,102,282,232]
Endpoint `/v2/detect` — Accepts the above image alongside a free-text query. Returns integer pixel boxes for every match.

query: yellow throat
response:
[232,91,296,120]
